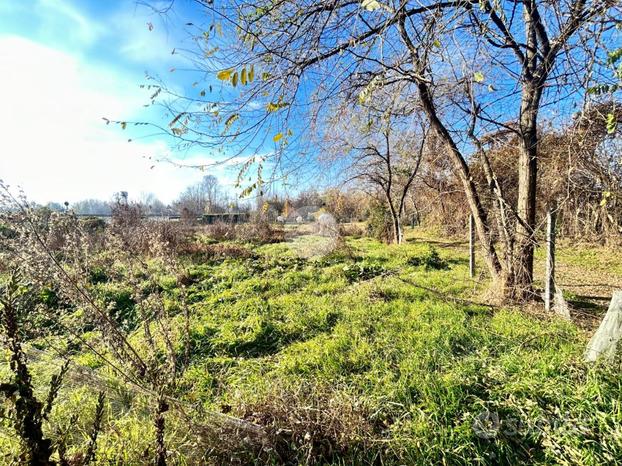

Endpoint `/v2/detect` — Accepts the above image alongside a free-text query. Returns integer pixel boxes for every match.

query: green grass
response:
[2,229,622,464]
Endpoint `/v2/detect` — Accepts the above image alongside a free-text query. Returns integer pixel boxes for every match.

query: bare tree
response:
[71,199,112,216]
[325,93,427,243]
[138,192,169,216]
[142,0,620,300]
[174,174,224,217]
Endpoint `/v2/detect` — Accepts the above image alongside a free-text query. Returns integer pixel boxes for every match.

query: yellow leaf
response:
[362,0,381,11]
[217,69,234,81]
[273,133,283,142]
[249,64,255,82]
[224,114,239,131]
[232,72,238,87]
[266,97,289,113]
[241,68,247,85]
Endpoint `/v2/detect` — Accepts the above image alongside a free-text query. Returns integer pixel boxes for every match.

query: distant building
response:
[201,212,251,224]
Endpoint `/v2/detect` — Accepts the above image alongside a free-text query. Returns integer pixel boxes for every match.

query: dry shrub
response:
[108,202,199,257]
[111,201,143,230]
[236,222,285,243]
[46,216,75,252]
[203,221,285,244]
[79,217,107,249]
[178,242,255,261]
[203,221,237,241]
[108,219,194,257]
[339,223,365,237]
[149,221,194,254]
[230,385,378,465]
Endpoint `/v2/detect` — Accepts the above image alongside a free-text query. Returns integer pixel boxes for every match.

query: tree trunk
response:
[514,132,537,297]
[416,82,503,285]
[389,206,402,244]
[514,79,542,299]
[385,189,403,244]
[395,215,403,244]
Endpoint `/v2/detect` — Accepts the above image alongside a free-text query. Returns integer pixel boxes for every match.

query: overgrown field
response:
[1,227,621,465]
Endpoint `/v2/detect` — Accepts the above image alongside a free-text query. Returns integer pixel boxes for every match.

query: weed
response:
[342,262,388,283]
[407,246,450,270]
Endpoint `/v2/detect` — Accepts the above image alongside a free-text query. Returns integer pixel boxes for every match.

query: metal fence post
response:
[545,208,556,312]
[469,214,475,278]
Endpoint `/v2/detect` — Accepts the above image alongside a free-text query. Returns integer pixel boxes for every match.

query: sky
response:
[0,0,239,204]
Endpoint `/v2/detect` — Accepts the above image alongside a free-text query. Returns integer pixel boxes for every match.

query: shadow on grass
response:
[567,295,610,315]
[225,318,341,358]
[406,237,468,248]
[447,257,469,266]
[190,314,341,360]
[225,321,287,357]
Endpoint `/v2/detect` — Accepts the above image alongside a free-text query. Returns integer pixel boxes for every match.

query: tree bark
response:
[385,190,402,244]
[514,71,544,298]
[514,126,538,297]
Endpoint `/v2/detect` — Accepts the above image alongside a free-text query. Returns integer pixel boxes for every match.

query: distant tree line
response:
[43,175,248,218]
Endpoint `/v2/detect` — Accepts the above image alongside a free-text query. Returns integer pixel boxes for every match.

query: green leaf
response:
[606,112,617,134]
[587,84,615,95]
[473,71,485,83]
[607,48,622,66]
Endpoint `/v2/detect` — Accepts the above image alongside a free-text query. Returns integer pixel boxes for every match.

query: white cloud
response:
[0,35,212,204]
[38,0,102,45]
[109,3,189,70]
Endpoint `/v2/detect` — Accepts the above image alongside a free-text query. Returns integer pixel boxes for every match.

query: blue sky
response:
[0,0,242,204]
